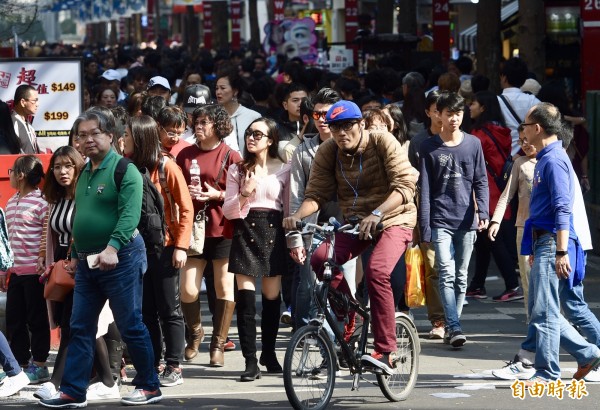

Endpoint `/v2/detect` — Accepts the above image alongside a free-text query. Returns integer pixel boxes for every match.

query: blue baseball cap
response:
[325,100,363,124]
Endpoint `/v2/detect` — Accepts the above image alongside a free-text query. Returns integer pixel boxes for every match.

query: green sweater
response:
[72,150,142,257]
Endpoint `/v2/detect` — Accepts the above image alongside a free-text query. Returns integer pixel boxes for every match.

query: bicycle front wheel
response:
[283,325,337,410]
[377,315,420,401]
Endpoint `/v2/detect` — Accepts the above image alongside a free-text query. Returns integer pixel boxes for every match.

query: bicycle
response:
[283,220,420,410]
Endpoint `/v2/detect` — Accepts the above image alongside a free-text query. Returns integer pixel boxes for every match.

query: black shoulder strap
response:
[214,149,231,187]
[157,156,177,223]
[480,127,508,163]
[499,95,523,125]
[114,157,133,192]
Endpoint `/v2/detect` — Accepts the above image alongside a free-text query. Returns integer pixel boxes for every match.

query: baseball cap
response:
[521,78,541,96]
[148,76,171,91]
[100,69,122,82]
[325,100,363,123]
[183,84,214,113]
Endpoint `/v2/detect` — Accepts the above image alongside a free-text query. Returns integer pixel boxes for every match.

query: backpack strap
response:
[215,149,231,188]
[499,95,523,125]
[157,156,177,224]
[114,157,132,192]
[480,127,508,162]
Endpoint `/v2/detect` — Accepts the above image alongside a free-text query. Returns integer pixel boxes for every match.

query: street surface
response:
[3,254,600,409]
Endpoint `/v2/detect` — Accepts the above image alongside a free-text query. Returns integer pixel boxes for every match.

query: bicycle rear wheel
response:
[377,316,419,401]
[283,325,337,410]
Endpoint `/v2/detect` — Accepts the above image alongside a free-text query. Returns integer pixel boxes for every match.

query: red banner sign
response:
[344,0,358,42]
[432,0,450,62]
[581,0,600,93]
[231,0,241,50]
[273,0,284,22]
[203,2,212,50]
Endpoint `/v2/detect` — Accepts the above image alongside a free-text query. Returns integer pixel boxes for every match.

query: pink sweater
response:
[223,162,291,220]
[1,188,48,276]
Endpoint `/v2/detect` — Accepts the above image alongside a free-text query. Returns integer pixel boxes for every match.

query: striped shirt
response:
[50,198,75,247]
[2,188,48,275]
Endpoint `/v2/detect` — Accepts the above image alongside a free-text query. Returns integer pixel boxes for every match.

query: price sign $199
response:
[51,82,76,92]
[45,111,69,121]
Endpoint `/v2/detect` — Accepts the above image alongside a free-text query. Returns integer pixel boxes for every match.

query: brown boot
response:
[209,299,236,367]
[181,300,204,361]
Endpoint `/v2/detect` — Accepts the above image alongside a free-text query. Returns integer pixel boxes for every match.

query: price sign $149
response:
[51,82,76,92]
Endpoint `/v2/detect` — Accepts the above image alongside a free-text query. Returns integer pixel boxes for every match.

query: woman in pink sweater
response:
[223,118,290,382]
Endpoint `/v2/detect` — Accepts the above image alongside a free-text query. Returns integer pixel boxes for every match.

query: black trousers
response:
[6,274,50,365]
[142,246,185,367]
[471,223,519,291]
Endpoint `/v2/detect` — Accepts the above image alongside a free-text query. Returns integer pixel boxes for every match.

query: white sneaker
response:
[0,370,30,397]
[584,368,600,382]
[492,358,535,380]
[34,381,58,400]
[87,381,121,400]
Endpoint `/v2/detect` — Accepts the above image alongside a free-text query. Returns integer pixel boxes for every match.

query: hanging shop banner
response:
[262,17,318,64]
[273,0,285,22]
[231,0,241,50]
[0,58,83,152]
[203,1,213,49]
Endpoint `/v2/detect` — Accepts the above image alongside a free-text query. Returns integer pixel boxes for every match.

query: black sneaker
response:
[449,330,467,348]
[120,388,163,406]
[39,392,87,408]
[337,351,349,370]
[361,351,394,375]
[466,286,487,299]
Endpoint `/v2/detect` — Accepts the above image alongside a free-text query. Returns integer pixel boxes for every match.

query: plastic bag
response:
[405,244,426,307]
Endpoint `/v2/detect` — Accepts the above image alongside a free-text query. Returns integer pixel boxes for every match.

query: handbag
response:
[0,208,14,272]
[404,244,426,308]
[188,149,232,255]
[41,249,75,302]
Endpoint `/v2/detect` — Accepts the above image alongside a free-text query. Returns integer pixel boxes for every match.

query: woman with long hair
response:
[383,103,409,147]
[122,115,194,386]
[215,67,261,153]
[400,72,427,139]
[465,91,520,302]
[223,118,290,382]
[176,104,242,366]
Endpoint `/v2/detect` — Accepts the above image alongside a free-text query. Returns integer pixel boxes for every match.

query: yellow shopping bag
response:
[405,244,426,307]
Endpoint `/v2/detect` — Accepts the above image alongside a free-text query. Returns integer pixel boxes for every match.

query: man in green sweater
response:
[39,110,162,408]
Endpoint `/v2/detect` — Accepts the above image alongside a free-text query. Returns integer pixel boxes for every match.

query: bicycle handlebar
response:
[295,218,384,234]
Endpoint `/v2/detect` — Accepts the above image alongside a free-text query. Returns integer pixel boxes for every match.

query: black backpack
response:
[114,157,166,256]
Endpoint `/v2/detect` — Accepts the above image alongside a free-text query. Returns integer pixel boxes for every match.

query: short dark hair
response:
[14,84,36,102]
[436,91,465,113]
[528,102,563,137]
[216,66,246,96]
[455,56,473,75]
[157,106,187,129]
[312,87,341,106]
[500,57,529,88]
[300,96,314,120]
[141,95,167,119]
[558,119,574,149]
[471,74,490,93]
[192,104,233,140]
[282,82,308,103]
[111,105,129,138]
[438,72,461,93]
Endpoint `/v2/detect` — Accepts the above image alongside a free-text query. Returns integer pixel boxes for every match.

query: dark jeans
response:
[6,274,50,365]
[60,235,159,400]
[0,330,20,377]
[470,222,519,291]
[142,246,185,367]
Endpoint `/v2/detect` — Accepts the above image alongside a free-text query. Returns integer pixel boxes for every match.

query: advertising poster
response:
[0,58,83,152]
[262,17,318,64]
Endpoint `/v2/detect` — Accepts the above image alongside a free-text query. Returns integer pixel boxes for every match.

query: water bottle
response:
[190,159,201,186]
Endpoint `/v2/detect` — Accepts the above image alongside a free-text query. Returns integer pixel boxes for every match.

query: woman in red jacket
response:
[465,91,521,302]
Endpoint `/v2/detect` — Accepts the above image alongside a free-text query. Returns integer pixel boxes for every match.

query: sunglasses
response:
[245,129,268,140]
[328,121,359,133]
[312,111,328,121]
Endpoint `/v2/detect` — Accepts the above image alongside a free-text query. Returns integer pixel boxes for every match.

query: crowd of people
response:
[0,46,598,407]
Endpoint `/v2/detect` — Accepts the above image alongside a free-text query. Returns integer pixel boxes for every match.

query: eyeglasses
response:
[194,120,212,128]
[245,129,268,140]
[369,123,388,131]
[53,164,75,172]
[328,121,359,133]
[312,111,328,121]
[25,98,39,103]
[161,126,184,138]
[75,130,105,141]
[520,122,537,129]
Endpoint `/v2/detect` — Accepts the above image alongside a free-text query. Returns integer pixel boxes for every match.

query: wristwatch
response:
[555,250,568,257]
[371,209,383,219]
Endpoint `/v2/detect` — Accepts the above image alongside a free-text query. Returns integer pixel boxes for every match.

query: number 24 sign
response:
[433,0,449,16]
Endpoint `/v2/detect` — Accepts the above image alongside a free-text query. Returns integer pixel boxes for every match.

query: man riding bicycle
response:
[283,100,417,374]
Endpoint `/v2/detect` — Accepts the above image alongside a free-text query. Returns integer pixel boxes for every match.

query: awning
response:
[458,1,519,52]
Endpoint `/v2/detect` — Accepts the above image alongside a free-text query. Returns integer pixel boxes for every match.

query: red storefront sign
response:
[581,0,600,93]
[273,0,285,22]
[231,0,241,50]
[432,0,450,62]
[344,0,358,42]
[204,1,212,50]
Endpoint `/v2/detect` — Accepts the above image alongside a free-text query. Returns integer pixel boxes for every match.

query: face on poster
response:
[263,17,318,64]
[0,58,83,152]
